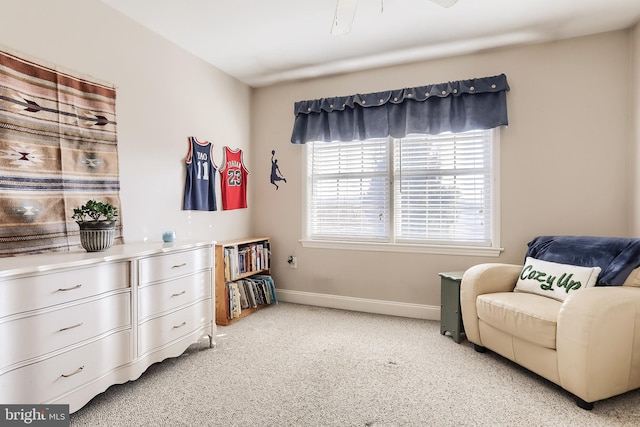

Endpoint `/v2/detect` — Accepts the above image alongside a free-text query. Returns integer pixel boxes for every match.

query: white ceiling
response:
[100,0,640,88]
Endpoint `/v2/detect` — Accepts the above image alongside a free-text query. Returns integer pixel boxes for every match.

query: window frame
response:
[300,129,503,257]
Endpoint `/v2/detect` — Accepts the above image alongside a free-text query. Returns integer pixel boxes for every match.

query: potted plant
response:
[71,199,119,252]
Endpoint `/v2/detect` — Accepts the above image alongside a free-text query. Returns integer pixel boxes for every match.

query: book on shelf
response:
[241,280,256,308]
[224,247,238,282]
[224,274,277,320]
[224,240,271,281]
[252,275,277,304]
[227,282,241,319]
[224,248,231,282]
[237,280,249,309]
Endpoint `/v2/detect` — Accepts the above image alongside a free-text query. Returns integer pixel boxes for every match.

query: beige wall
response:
[0,0,253,244]
[632,22,640,235]
[251,30,634,317]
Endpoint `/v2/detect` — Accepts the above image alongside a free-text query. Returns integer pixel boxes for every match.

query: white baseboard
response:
[275,289,440,321]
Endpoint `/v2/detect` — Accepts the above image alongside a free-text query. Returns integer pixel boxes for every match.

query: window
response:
[304,129,500,255]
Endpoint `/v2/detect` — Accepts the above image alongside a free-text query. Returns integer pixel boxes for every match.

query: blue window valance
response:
[291,73,510,144]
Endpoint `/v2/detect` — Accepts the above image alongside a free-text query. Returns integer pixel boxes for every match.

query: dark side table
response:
[439,271,466,343]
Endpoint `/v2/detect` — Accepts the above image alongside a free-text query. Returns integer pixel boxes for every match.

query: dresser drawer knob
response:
[57,284,82,292]
[172,321,187,329]
[171,290,187,297]
[58,322,83,332]
[171,263,187,269]
[61,366,84,378]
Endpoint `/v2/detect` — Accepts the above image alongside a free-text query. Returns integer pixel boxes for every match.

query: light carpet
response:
[70,302,640,426]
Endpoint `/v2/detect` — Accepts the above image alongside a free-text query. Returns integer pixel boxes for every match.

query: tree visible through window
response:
[305,129,496,248]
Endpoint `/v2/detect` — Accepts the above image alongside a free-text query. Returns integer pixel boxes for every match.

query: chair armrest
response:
[459,263,523,345]
[557,287,640,402]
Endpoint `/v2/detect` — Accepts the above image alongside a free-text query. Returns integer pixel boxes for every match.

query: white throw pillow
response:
[514,257,601,301]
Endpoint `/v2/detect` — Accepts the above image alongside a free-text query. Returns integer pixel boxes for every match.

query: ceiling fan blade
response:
[331,0,358,35]
[430,0,459,7]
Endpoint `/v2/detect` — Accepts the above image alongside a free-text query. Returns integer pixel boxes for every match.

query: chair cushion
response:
[476,292,562,349]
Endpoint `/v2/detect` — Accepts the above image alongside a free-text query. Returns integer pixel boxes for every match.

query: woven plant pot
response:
[78,221,116,252]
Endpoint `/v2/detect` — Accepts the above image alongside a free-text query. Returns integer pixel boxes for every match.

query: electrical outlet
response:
[287,255,298,269]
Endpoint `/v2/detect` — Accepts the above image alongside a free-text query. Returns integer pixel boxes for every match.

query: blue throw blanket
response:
[525,236,640,286]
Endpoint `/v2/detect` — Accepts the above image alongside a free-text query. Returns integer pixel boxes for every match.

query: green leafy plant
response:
[72,199,118,223]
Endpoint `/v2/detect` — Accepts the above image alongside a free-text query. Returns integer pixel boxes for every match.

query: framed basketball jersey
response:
[219,146,248,210]
[183,136,217,211]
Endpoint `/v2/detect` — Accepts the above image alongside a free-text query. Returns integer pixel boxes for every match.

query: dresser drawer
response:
[138,247,213,286]
[0,261,130,318]
[0,330,131,405]
[138,270,212,320]
[0,292,131,370]
[138,299,212,355]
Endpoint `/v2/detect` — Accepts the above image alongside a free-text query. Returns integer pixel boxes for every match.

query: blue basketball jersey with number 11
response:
[183,136,217,211]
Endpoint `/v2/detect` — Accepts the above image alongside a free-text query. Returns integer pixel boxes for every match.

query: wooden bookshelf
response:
[214,237,275,325]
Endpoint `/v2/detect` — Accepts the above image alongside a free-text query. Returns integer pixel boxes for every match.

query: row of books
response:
[227,275,277,320]
[223,241,270,281]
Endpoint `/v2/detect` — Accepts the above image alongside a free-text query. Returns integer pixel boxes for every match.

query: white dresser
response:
[0,241,215,413]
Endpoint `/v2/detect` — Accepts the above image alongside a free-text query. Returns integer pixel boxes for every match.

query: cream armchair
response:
[460,262,640,410]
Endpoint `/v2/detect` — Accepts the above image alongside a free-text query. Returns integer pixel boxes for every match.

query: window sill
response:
[299,239,503,257]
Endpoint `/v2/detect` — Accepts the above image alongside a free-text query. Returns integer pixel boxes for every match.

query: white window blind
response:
[394,131,493,246]
[306,129,495,247]
[307,139,390,241]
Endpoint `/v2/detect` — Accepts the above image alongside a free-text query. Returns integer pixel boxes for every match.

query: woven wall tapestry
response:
[0,49,123,256]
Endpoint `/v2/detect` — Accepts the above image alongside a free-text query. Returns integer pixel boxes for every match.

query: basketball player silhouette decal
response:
[270,150,287,190]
